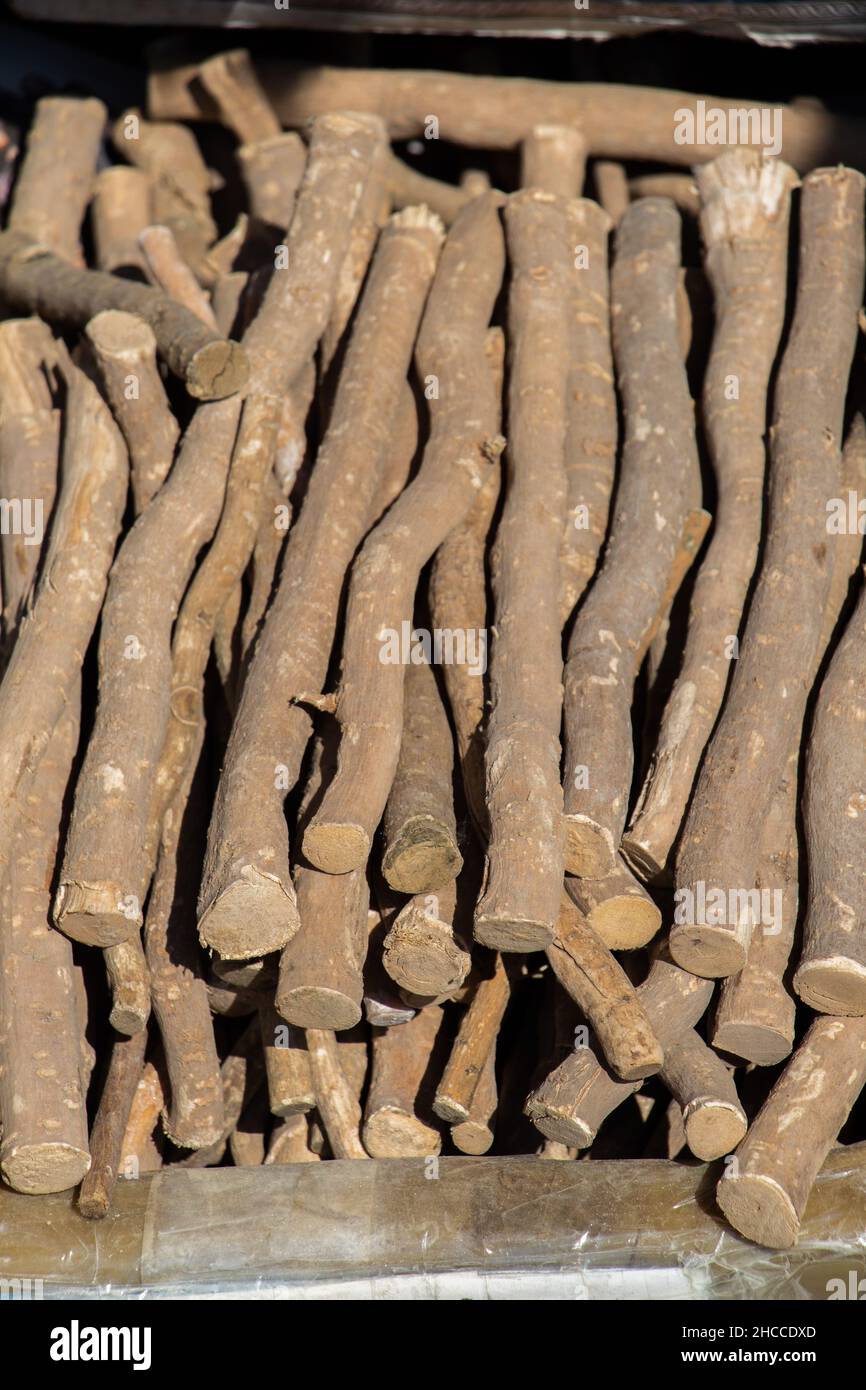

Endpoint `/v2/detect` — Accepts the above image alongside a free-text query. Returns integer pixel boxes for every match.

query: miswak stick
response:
[230,1087,269,1167]
[0,230,247,401]
[521,123,586,197]
[212,956,278,992]
[434,953,510,1123]
[565,858,661,951]
[381,655,462,894]
[385,153,470,225]
[525,952,713,1146]
[0,364,126,889]
[716,1015,866,1249]
[199,199,441,959]
[629,173,700,216]
[265,1113,321,1164]
[85,310,179,514]
[362,1004,445,1157]
[321,137,389,378]
[240,473,287,658]
[139,223,220,329]
[77,1029,147,1219]
[470,190,568,951]
[119,1061,165,1176]
[0,317,60,638]
[624,152,797,881]
[174,1019,264,1167]
[561,198,696,881]
[302,194,503,877]
[92,166,152,278]
[104,936,150,1037]
[196,48,282,145]
[461,168,492,198]
[0,706,89,1195]
[547,895,663,1081]
[261,1005,316,1118]
[365,908,417,1028]
[305,1028,368,1160]
[659,1029,747,1161]
[594,160,629,224]
[57,114,382,952]
[383,882,470,1000]
[112,110,217,275]
[238,133,307,228]
[451,1046,498,1154]
[150,61,864,172]
[428,326,504,833]
[672,167,865,978]
[9,96,105,263]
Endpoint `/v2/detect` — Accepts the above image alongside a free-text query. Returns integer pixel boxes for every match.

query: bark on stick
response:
[659,1029,747,1161]
[9,96,106,262]
[451,1046,498,1154]
[260,1006,316,1117]
[92,166,152,277]
[139,223,220,329]
[716,1015,866,1248]
[197,48,282,145]
[521,123,586,197]
[305,1028,368,1159]
[562,198,696,878]
[104,935,151,1037]
[302,194,503,876]
[77,1030,147,1219]
[565,858,661,951]
[362,1005,445,1157]
[433,954,510,1123]
[382,882,470,1000]
[594,161,629,224]
[672,166,865,978]
[624,152,797,879]
[238,132,307,229]
[112,111,217,276]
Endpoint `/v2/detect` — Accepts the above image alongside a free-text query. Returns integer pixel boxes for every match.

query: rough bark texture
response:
[77,1030,147,1220]
[716,1015,866,1248]
[198,201,441,958]
[659,1028,747,1160]
[563,198,696,878]
[363,1004,445,1157]
[382,882,470,999]
[451,1045,497,1154]
[104,935,151,1037]
[565,859,661,951]
[302,194,502,875]
[9,96,106,263]
[92,166,152,277]
[260,1006,316,1118]
[472,189,568,951]
[434,953,510,1123]
[672,167,865,978]
[237,132,307,228]
[305,1027,368,1159]
[624,152,797,880]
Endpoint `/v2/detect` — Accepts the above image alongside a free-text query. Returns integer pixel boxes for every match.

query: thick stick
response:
[238,133,307,228]
[305,1028,368,1160]
[0,230,247,401]
[302,194,503,876]
[139,223,220,329]
[672,166,865,978]
[472,189,569,951]
[9,96,105,263]
[562,198,696,878]
[260,1006,316,1118]
[659,1030,746,1161]
[92,166,152,277]
[362,1005,444,1157]
[104,935,151,1037]
[381,656,462,894]
[547,895,663,1081]
[198,203,441,960]
[521,123,586,197]
[149,61,864,171]
[433,954,510,1123]
[85,310,180,514]
[716,1015,866,1248]
[564,859,661,951]
[77,1030,147,1219]
[624,152,797,879]
[451,1046,498,1154]
[113,111,217,276]
[382,882,470,1000]
[0,706,89,1195]
[197,48,282,144]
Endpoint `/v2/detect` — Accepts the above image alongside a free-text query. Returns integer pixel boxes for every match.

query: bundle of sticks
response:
[0,47,865,1255]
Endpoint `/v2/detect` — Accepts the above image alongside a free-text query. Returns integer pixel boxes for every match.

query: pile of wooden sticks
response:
[0,47,865,1254]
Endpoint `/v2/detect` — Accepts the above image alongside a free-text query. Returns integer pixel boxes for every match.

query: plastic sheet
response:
[1,1148,864,1299]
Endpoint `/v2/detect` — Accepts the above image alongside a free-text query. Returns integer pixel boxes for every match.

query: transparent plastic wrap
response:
[1,1148,864,1299]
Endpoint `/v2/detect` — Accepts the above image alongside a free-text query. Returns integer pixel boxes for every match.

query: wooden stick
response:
[521,123,586,197]
[198,201,441,959]
[547,895,663,1081]
[434,954,510,1123]
[624,152,797,880]
[381,656,462,894]
[260,1005,316,1117]
[0,706,89,1195]
[716,1015,866,1248]
[92,166,152,277]
[237,132,307,228]
[104,935,151,1037]
[451,1046,498,1154]
[139,223,220,329]
[0,230,247,401]
[659,1030,747,1161]
[565,859,661,951]
[594,160,629,224]
[305,1028,368,1159]
[265,1113,321,1164]
[302,194,503,876]
[85,309,180,514]
[562,198,697,879]
[112,110,217,276]
[9,96,105,263]
[385,152,469,224]
[77,1030,147,1219]
[629,173,700,215]
[197,48,282,145]
[365,907,418,1027]
[149,61,865,172]
[362,1005,445,1157]
[174,1020,263,1167]
[471,190,568,951]
[672,166,865,978]
[321,137,389,377]
[382,882,470,1000]
[119,1062,165,1176]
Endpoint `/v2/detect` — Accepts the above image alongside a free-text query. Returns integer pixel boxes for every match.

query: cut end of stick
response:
[108,999,151,1037]
[579,890,662,952]
[620,831,670,886]
[474,913,555,953]
[275,985,362,1032]
[0,1143,91,1196]
[362,1108,442,1159]
[54,880,142,948]
[382,817,463,895]
[86,307,158,360]
[711,1020,793,1068]
[523,1102,595,1150]
[668,923,747,979]
[683,1100,748,1162]
[716,1172,800,1250]
[563,815,617,879]
[198,868,300,959]
[794,958,866,1017]
[383,913,471,998]
[451,1119,494,1155]
[301,821,370,875]
[186,338,249,400]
